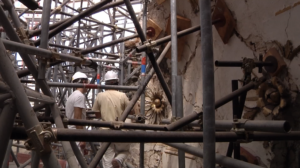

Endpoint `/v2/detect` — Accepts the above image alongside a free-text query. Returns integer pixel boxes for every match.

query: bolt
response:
[44,132,52,140]
[24,142,31,149]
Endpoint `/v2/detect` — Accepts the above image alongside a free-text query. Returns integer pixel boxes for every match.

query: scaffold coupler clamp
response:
[111,25,118,32]
[241,58,255,74]
[54,5,62,14]
[197,111,204,128]
[144,40,157,54]
[241,58,255,83]
[231,119,252,143]
[24,123,57,153]
[16,27,34,46]
[111,121,124,129]
[50,49,61,61]
[72,49,85,68]
[43,48,59,68]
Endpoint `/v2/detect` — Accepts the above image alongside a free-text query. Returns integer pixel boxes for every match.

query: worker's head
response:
[104,70,119,85]
[72,72,89,93]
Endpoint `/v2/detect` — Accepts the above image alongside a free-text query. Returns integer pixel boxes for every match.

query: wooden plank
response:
[146,19,162,40]
[212,0,236,44]
[156,0,167,5]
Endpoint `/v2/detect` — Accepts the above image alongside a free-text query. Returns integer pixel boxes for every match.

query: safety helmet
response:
[104,70,119,82]
[72,72,88,83]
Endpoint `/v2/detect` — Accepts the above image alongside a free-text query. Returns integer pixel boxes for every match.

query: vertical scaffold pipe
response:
[200,0,216,167]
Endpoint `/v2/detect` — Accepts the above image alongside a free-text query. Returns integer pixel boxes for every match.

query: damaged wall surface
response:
[125,0,300,168]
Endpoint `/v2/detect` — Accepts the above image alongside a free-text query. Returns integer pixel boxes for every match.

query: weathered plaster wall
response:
[126,0,300,167]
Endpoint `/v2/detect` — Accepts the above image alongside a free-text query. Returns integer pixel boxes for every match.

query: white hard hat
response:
[104,70,119,82]
[72,72,88,82]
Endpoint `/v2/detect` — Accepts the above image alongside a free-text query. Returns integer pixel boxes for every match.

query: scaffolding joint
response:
[50,50,61,61]
[24,123,57,153]
[111,25,118,32]
[16,27,32,46]
[111,121,124,129]
[231,119,253,143]
[54,5,62,14]
[241,58,255,83]
[72,50,86,68]
[143,40,157,53]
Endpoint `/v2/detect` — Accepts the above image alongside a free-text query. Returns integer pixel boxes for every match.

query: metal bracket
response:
[197,111,203,126]
[241,58,255,74]
[54,5,62,14]
[24,123,57,153]
[42,49,59,68]
[50,50,61,61]
[143,40,157,53]
[231,119,252,143]
[241,58,255,83]
[231,119,246,133]
[72,50,86,67]
[111,121,124,129]
[111,25,118,32]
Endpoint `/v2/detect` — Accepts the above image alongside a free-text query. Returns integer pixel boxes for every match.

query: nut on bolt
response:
[43,132,52,140]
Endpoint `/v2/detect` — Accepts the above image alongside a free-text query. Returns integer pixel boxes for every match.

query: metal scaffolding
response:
[0,0,296,168]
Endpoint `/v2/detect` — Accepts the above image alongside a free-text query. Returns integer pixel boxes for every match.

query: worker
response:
[65,71,89,165]
[92,70,132,168]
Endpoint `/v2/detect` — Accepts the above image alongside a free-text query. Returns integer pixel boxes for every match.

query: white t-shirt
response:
[65,90,86,129]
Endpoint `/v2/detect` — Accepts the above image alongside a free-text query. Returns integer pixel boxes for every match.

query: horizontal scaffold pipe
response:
[162,119,291,133]
[37,117,167,131]
[0,82,55,104]
[3,39,137,64]
[10,128,300,142]
[34,0,112,46]
[48,43,121,58]
[136,18,222,52]
[28,18,69,38]
[3,39,92,65]
[166,143,263,168]
[86,57,141,64]
[215,60,274,67]
[166,77,266,131]
[81,34,139,55]
[20,80,139,91]
[29,14,136,38]
[33,0,138,46]
[17,61,64,78]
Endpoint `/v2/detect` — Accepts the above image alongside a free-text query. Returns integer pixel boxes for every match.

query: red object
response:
[146,27,156,37]
[141,57,146,65]
[97,74,100,80]
[84,84,99,89]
